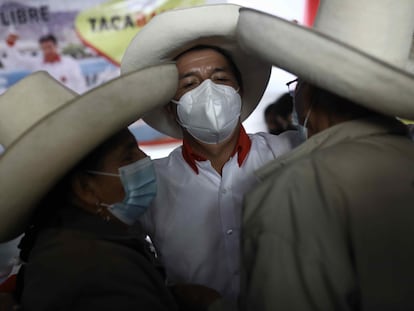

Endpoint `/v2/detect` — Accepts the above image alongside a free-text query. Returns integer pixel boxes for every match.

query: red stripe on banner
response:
[304,0,320,27]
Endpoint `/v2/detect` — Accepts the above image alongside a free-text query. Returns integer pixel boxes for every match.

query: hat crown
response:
[0,72,75,149]
[0,64,178,242]
[314,0,414,69]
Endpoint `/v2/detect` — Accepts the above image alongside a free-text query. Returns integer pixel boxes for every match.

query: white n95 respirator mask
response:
[172,79,242,144]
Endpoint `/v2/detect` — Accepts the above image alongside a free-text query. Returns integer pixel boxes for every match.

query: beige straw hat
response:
[0,64,177,241]
[237,0,414,118]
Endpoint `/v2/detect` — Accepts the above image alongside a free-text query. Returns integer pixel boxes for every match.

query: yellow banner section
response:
[75,0,205,65]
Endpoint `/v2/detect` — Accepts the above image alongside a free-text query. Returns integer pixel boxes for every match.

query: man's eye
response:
[212,75,231,83]
[183,82,196,88]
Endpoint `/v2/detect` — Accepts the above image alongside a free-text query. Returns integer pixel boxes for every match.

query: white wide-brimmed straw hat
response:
[121,4,272,138]
[0,64,177,242]
[237,0,414,119]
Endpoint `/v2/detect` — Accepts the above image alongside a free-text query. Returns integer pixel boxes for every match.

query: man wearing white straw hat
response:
[226,0,414,310]
[121,4,300,300]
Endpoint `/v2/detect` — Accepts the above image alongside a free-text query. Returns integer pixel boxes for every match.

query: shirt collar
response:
[256,116,407,181]
[182,125,252,174]
[43,54,61,63]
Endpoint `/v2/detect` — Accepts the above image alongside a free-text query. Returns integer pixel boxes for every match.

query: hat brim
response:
[0,64,177,241]
[121,4,271,138]
[237,8,414,119]
[0,72,77,148]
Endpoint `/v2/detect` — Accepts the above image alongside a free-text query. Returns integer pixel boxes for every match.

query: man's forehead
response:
[176,48,232,71]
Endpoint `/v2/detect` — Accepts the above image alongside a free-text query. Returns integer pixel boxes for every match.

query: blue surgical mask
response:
[87,157,157,225]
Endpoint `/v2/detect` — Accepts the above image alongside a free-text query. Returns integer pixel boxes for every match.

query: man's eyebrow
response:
[212,67,227,73]
[178,67,231,79]
[179,71,198,79]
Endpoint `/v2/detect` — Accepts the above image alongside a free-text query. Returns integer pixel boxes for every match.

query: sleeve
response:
[1,45,39,71]
[0,236,21,282]
[64,57,87,94]
[22,236,178,311]
[257,130,303,159]
[241,158,358,311]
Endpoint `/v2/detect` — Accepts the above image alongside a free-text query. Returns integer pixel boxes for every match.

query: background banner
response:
[0,0,308,151]
[75,0,205,65]
[0,0,206,145]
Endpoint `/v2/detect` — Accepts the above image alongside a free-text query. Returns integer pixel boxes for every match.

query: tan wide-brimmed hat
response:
[0,64,177,242]
[121,4,272,138]
[237,0,414,119]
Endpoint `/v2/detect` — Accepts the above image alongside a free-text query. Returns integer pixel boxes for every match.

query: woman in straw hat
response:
[17,128,182,310]
[0,66,196,310]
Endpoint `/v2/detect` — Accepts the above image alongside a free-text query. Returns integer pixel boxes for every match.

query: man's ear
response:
[238,85,244,98]
[70,172,99,206]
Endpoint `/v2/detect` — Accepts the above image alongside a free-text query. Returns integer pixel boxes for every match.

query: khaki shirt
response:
[240,117,414,311]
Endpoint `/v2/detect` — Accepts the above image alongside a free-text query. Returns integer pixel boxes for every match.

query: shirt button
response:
[222,189,227,194]
[226,229,233,235]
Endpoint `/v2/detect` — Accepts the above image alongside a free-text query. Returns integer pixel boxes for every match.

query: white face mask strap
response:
[303,104,313,128]
[86,170,120,177]
[96,201,110,208]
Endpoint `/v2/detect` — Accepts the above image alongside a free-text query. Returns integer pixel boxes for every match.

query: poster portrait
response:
[0,0,207,145]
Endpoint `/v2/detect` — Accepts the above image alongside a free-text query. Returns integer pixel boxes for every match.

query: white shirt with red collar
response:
[2,45,87,94]
[140,127,300,300]
[39,55,86,94]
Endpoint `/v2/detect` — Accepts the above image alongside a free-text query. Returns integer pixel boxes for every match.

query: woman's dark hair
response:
[36,129,129,211]
[19,129,131,261]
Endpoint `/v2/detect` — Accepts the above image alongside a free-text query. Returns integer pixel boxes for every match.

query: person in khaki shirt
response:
[209,1,414,310]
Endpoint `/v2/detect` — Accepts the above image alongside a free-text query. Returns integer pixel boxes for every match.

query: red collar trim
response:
[182,126,252,174]
[0,274,16,293]
[232,126,252,167]
[43,54,61,63]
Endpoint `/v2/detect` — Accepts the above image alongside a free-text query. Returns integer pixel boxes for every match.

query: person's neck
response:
[184,124,241,175]
[44,52,60,63]
[309,111,354,138]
